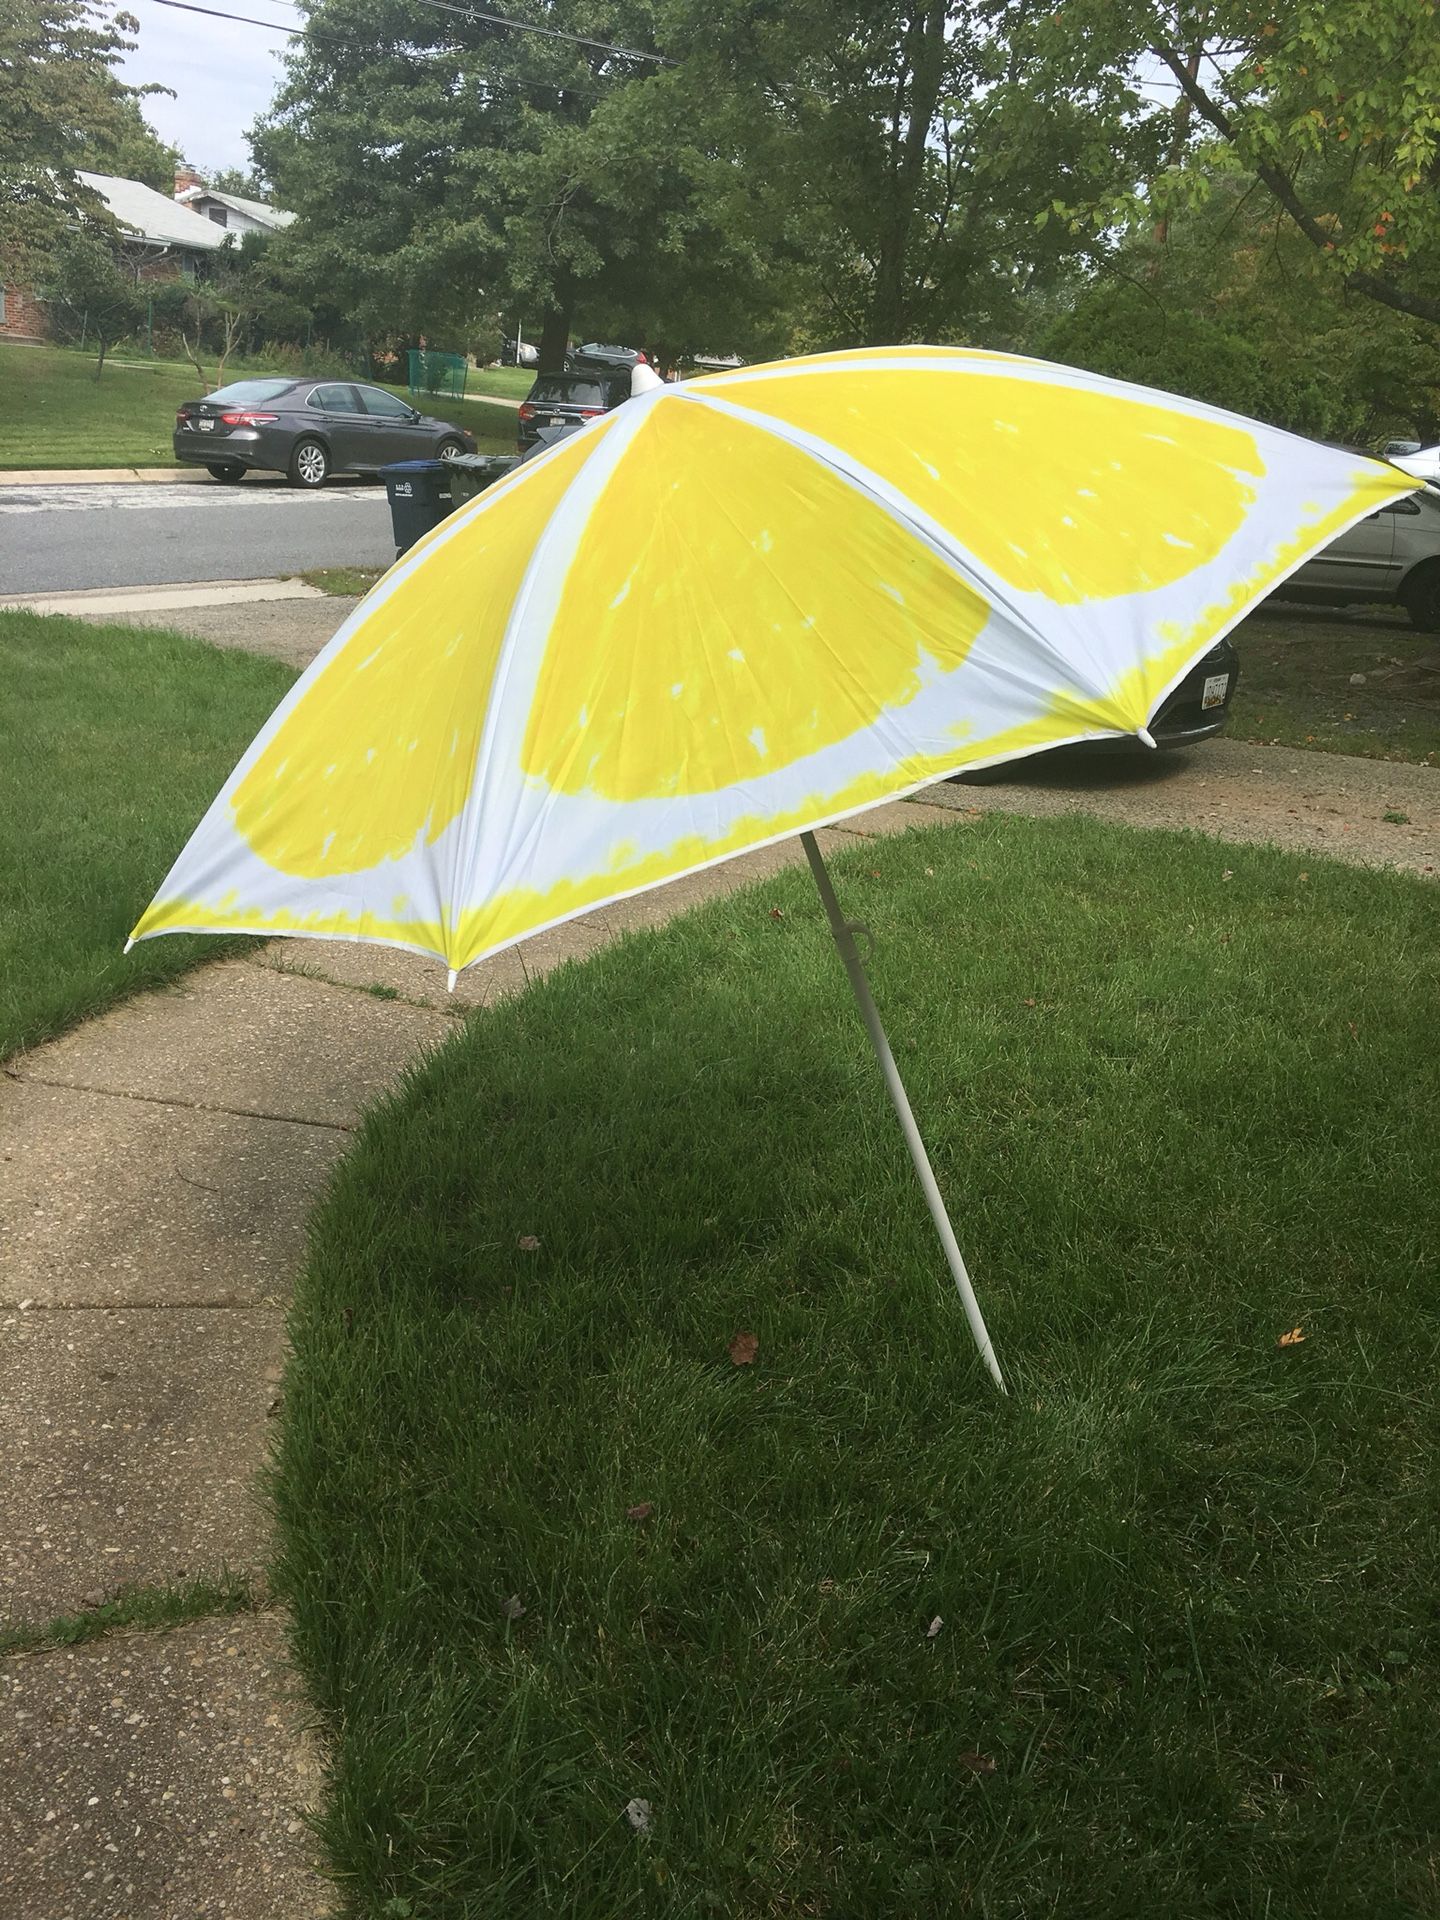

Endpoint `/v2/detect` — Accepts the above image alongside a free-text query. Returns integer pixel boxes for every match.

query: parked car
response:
[516,369,631,451]
[1390,444,1440,483]
[1071,637,1237,753]
[1273,484,1440,629]
[568,342,640,373]
[500,335,539,368]
[173,378,477,487]
[1144,637,1239,747]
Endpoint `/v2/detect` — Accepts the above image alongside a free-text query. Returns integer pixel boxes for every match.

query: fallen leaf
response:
[958,1751,997,1776]
[1298,872,1309,883]
[1021,997,1037,1008]
[1221,869,1234,882]
[926,1616,944,1639]
[501,1594,527,1619]
[517,1234,541,1252]
[728,1329,759,1367]
[769,906,784,921]
[924,866,935,876]
[869,869,882,879]
[626,1502,654,1523]
[818,1576,837,1594]
[623,1797,653,1835]
[1277,1326,1305,1348]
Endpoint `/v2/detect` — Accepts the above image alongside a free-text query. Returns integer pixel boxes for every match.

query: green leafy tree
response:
[1035,169,1440,445]
[83,79,179,189]
[47,226,145,374]
[204,164,269,199]
[252,0,1158,367]
[0,0,174,271]
[1021,0,1440,332]
[252,0,675,366]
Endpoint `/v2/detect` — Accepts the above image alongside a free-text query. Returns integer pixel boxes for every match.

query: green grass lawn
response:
[0,610,295,1058]
[453,364,531,402]
[0,343,516,469]
[1231,605,1440,764]
[275,815,1439,1919]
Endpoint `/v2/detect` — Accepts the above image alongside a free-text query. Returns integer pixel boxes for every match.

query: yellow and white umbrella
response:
[130,346,1416,1388]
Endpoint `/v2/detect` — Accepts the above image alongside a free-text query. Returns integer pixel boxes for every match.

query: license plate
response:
[1202,672,1230,710]
[197,417,214,432]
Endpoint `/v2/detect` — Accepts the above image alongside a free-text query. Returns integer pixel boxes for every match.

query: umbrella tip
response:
[446,968,458,993]
[1138,726,1158,751]
[123,936,135,954]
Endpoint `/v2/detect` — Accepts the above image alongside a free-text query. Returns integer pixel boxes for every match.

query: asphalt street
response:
[0,477,396,593]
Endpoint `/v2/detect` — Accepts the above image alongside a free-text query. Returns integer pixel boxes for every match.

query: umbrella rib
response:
[673,387,1119,706]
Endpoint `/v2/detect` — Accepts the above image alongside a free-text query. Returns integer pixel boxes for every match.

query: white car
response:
[1391,444,1440,483]
[1279,482,1440,630]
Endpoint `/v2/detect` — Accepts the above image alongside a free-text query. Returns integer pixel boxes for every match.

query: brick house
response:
[0,170,288,344]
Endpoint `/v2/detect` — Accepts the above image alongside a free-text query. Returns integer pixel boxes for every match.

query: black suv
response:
[517,369,630,451]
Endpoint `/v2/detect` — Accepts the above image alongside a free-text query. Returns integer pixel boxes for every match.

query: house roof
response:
[77,173,228,251]
[176,187,296,231]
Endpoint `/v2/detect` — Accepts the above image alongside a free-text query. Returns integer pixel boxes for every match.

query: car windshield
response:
[530,377,614,408]
[204,378,294,405]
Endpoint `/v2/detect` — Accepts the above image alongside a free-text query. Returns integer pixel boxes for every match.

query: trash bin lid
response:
[379,459,448,475]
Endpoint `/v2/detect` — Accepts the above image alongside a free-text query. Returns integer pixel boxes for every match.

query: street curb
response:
[0,578,329,617]
[0,467,206,487]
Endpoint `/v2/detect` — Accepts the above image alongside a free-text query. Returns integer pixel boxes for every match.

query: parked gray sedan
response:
[173,378,476,487]
[1279,484,1440,629]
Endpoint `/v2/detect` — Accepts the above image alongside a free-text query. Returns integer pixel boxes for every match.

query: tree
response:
[0,0,173,273]
[1020,0,1440,333]
[47,227,145,374]
[251,0,671,366]
[83,80,179,191]
[251,0,1157,368]
[1034,166,1440,447]
[205,164,269,199]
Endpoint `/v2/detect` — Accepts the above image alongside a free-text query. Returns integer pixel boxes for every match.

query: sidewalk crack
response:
[2,1068,356,1133]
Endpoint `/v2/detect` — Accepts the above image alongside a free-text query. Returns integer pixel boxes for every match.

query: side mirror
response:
[409,407,422,423]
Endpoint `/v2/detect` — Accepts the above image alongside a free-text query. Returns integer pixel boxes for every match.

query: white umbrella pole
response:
[800,831,1006,1393]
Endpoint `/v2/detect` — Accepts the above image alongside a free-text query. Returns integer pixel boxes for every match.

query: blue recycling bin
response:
[380,459,453,558]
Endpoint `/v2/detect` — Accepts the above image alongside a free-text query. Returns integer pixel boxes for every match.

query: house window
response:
[208,206,228,227]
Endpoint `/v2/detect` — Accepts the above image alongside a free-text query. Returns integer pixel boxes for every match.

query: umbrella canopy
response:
[130,346,1413,975]
[128,344,1416,1390]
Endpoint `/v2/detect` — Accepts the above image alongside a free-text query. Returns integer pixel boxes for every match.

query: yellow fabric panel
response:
[521,396,991,801]
[228,427,602,878]
[709,368,1274,603]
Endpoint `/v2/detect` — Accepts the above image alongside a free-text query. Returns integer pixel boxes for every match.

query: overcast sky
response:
[118,0,294,175]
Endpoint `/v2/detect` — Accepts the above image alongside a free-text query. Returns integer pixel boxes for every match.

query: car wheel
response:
[1402,562,1440,633]
[206,463,245,482]
[436,437,465,462]
[288,438,329,489]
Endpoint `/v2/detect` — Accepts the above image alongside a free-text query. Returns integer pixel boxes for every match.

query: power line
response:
[145,0,669,64]
[137,0,623,100]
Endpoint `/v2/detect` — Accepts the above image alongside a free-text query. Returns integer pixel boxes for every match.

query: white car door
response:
[1290,504,1397,595]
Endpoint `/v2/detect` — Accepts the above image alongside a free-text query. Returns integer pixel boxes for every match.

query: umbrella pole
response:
[799,831,1006,1393]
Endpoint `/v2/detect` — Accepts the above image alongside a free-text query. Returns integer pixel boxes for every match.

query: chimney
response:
[174,162,204,200]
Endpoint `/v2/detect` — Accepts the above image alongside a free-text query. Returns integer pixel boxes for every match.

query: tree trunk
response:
[94,337,107,379]
[867,0,949,345]
[538,305,572,372]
